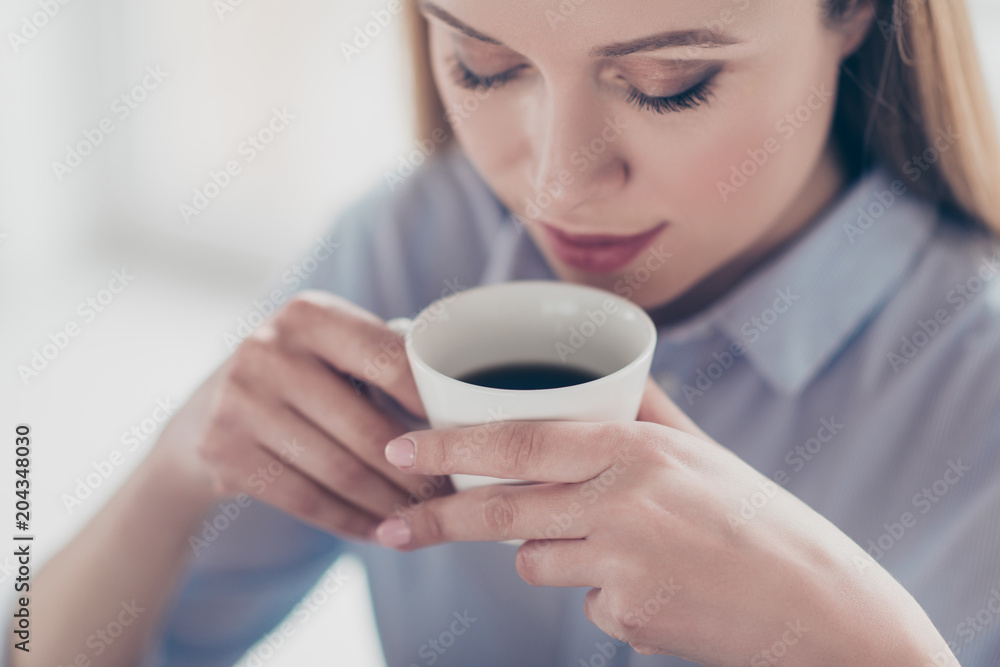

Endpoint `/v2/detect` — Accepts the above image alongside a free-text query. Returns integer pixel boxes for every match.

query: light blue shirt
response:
[138,145,1000,666]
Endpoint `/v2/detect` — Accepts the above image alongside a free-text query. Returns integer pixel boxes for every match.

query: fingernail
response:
[376,517,412,548]
[385,437,415,468]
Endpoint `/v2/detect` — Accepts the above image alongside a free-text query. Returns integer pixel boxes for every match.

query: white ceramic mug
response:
[388,280,657,493]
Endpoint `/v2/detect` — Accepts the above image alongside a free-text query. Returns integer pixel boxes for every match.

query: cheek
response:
[648,61,839,248]
[429,38,530,194]
[449,92,527,180]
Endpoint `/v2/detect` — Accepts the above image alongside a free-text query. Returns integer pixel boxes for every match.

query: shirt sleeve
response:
[138,503,350,667]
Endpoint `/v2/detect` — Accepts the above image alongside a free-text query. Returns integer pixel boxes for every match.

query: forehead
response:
[421,0,795,58]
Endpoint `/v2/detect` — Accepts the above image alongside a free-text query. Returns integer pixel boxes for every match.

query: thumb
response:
[636,376,710,441]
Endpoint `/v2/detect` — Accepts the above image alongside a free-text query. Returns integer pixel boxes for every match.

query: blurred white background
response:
[0,1,998,665]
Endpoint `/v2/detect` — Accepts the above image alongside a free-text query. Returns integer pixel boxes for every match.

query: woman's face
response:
[421,0,873,310]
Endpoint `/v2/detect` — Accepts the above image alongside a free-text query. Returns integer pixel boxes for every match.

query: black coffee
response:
[458,363,600,390]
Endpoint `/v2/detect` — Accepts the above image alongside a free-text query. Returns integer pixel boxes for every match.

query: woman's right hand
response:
[155,290,447,541]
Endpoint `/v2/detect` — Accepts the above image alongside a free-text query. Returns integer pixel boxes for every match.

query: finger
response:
[276,291,426,419]
[217,443,380,540]
[375,482,593,549]
[276,351,447,499]
[385,421,647,483]
[514,539,600,588]
[637,376,708,440]
[245,399,416,519]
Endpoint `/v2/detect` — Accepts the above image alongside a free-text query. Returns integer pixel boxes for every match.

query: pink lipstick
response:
[539,222,667,274]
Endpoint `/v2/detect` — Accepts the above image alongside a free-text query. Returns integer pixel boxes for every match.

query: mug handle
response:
[363,316,425,430]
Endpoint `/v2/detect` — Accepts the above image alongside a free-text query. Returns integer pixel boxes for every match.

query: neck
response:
[647,142,850,329]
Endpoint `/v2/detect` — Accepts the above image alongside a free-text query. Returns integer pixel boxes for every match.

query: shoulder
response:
[858,209,1000,445]
[883,214,1000,371]
[302,145,509,319]
[341,143,503,242]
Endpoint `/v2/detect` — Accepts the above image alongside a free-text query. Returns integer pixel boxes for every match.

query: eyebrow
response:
[417,1,740,56]
[589,29,740,57]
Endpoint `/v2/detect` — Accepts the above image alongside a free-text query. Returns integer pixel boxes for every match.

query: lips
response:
[539,221,667,274]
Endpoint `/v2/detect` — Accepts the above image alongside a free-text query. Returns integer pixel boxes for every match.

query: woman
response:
[16,0,1000,665]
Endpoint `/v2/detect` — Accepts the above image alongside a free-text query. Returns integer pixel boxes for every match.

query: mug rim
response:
[403,280,658,395]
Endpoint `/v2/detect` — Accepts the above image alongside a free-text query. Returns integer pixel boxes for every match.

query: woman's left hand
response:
[375,378,955,665]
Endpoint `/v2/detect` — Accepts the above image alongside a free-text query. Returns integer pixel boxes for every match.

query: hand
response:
[374,378,956,665]
[153,290,450,541]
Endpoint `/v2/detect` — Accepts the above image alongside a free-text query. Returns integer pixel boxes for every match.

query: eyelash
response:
[449,58,525,90]
[625,78,714,114]
[448,57,715,115]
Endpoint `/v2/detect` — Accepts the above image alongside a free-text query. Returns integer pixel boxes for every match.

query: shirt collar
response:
[496,164,938,396]
[703,167,938,395]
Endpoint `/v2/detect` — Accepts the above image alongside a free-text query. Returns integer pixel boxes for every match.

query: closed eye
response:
[449,57,528,90]
[624,77,715,114]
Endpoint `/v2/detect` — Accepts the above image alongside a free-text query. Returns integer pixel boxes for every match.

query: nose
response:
[526,84,629,222]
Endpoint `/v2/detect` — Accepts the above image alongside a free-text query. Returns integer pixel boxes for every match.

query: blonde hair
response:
[403,0,1000,234]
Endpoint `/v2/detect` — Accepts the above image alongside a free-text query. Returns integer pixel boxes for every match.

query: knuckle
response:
[286,488,323,520]
[366,337,408,384]
[342,513,376,539]
[482,490,519,536]
[427,438,457,476]
[196,435,225,468]
[606,422,662,471]
[450,439,474,469]
[607,595,641,639]
[329,457,368,497]
[617,607,644,637]
[604,421,641,453]
[229,333,278,385]
[212,474,241,497]
[583,588,637,644]
[420,506,448,544]
[274,294,319,333]
[492,422,538,476]
[198,410,250,472]
[210,390,248,434]
[639,423,695,471]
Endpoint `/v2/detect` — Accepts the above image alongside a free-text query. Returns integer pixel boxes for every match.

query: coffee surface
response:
[457,363,600,390]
